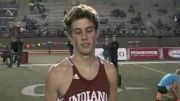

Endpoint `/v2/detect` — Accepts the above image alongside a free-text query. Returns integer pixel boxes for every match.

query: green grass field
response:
[0,66,47,101]
[0,54,180,101]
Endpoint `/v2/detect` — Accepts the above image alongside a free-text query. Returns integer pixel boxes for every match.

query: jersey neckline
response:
[68,57,102,83]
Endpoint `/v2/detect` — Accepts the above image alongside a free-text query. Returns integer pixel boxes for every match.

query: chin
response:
[80,50,92,55]
[81,53,91,56]
[77,46,94,55]
[81,51,91,55]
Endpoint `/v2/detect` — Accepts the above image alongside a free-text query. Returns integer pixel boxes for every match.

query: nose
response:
[81,31,88,40]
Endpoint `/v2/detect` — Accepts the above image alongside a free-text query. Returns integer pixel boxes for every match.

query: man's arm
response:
[171,83,180,99]
[45,67,59,101]
[105,62,118,101]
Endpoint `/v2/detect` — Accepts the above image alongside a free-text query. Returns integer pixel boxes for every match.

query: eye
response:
[86,27,94,33]
[74,31,81,35]
[73,29,81,35]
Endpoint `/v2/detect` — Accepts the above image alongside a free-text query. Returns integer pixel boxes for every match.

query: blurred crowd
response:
[0,0,180,38]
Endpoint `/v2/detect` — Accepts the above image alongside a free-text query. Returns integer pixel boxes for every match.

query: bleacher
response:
[0,0,19,37]
[0,0,179,38]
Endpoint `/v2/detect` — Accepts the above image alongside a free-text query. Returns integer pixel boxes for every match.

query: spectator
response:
[109,35,119,68]
[16,38,23,67]
[10,37,23,67]
[103,36,110,60]
[1,46,10,64]
[108,35,121,87]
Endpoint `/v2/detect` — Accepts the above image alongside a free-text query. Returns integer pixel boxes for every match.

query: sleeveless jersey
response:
[58,58,110,101]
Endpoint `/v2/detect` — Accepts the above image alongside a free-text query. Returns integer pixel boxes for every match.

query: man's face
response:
[105,37,109,45]
[69,18,97,55]
[112,36,117,42]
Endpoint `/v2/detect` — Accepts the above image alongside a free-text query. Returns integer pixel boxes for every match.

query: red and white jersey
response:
[58,58,110,101]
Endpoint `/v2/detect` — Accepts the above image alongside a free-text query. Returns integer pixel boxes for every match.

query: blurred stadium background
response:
[0,0,180,101]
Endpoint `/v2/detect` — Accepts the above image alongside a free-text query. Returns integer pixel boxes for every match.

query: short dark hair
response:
[157,86,168,94]
[63,4,99,35]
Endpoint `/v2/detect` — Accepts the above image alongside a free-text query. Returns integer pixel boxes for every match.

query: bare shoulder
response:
[46,59,72,84]
[45,59,73,100]
[100,59,117,75]
[99,58,118,101]
[99,59,118,82]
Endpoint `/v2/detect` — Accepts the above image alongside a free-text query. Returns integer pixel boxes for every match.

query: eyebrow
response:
[72,26,94,31]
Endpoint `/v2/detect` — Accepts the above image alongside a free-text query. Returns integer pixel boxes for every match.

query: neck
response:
[71,52,96,69]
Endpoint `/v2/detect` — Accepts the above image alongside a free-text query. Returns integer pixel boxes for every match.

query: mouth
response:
[81,43,90,48]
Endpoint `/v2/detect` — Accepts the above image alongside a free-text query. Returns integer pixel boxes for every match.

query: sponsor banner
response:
[129,48,160,60]
[162,47,180,60]
[118,48,128,60]
[95,48,128,60]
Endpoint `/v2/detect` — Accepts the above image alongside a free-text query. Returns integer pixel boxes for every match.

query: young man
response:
[156,69,180,101]
[45,4,118,101]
